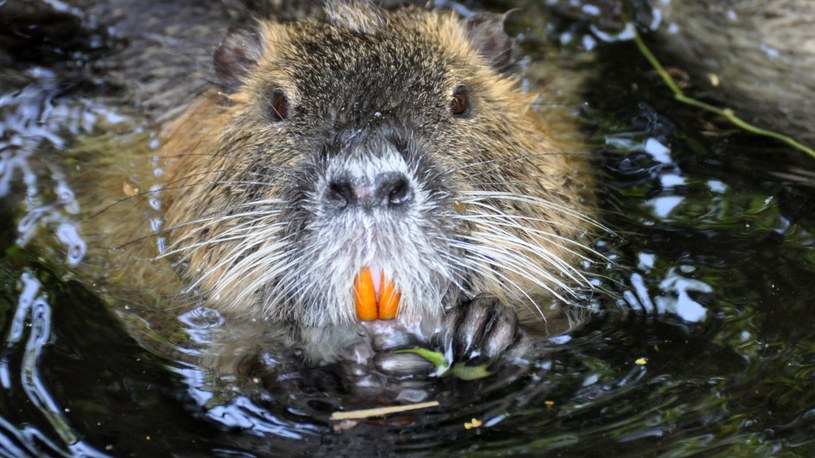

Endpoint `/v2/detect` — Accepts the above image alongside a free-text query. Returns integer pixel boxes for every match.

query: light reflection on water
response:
[0,1,814,456]
[0,272,107,457]
[0,62,125,456]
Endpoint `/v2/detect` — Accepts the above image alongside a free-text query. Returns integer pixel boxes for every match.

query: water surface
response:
[1,1,814,456]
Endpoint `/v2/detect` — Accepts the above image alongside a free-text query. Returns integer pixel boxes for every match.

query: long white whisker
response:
[456,230,590,287]
[450,240,573,299]
[161,227,258,258]
[452,213,606,263]
[459,190,610,232]
[438,250,548,321]
[187,229,289,294]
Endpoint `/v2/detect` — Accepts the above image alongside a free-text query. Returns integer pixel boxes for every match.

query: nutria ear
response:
[214,26,263,91]
[463,12,513,69]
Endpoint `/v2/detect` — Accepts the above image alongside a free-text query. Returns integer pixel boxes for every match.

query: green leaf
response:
[451,363,492,381]
[395,348,493,380]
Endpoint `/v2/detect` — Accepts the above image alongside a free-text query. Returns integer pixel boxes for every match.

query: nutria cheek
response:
[353,266,400,321]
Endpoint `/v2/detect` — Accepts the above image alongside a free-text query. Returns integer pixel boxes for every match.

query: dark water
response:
[2,1,815,456]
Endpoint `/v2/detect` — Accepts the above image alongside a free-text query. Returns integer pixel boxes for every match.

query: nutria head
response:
[159,1,594,334]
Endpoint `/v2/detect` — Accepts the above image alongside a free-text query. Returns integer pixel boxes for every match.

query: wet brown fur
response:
[160,7,592,324]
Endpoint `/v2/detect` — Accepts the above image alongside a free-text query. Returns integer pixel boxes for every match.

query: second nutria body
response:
[77,1,597,367]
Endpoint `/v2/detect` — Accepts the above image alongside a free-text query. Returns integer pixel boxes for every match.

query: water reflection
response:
[0,0,813,455]
[0,272,107,457]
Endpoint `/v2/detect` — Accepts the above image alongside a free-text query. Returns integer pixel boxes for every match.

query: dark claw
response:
[439,295,529,365]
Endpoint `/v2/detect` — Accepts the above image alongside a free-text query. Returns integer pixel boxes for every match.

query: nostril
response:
[387,178,411,206]
[326,173,412,210]
[378,173,413,207]
[326,180,355,208]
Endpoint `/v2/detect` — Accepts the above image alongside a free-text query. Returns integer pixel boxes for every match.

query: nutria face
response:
[161,4,593,333]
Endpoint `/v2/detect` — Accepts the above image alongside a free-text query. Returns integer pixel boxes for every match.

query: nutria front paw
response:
[438,296,530,366]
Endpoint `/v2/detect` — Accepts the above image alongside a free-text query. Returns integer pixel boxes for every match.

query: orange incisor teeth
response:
[354,267,401,321]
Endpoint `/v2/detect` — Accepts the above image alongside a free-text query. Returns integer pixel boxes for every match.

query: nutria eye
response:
[269,89,290,121]
[449,86,470,117]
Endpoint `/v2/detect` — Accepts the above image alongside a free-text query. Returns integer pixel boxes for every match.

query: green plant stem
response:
[632,30,815,159]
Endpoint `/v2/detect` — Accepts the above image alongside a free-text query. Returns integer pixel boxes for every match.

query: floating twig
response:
[330,401,440,421]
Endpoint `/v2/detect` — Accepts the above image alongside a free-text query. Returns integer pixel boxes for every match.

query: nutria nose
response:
[325,172,413,210]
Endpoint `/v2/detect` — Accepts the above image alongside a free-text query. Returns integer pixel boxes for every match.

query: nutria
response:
[73,0,597,369]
